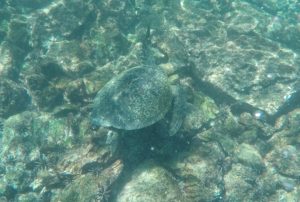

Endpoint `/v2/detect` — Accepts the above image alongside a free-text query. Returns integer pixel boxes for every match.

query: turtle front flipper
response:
[157,85,187,136]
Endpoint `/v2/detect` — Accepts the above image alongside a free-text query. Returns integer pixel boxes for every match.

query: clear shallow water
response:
[0,1,300,201]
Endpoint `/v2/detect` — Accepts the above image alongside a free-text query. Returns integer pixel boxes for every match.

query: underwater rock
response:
[224,163,260,201]
[23,56,93,108]
[234,143,265,171]
[42,41,94,76]
[195,109,242,155]
[7,16,30,51]
[31,166,75,193]
[0,79,30,118]
[269,189,300,202]
[116,161,183,202]
[1,111,85,158]
[83,42,145,97]
[85,16,131,66]
[254,167,280,199]
[267,109,300,154]
[6,0,52,10]
[0,110,94,199]
[197,37,299,115]
[173,0,300,116]
[182,91,218,131]
[0,7,10,39]
[227,10,259,34]
[53,160,123,202]
[24,70,64,111]
[278,176,297,192]
[244,0,300,51]
[0,43,16,79]
[64,79,89,104]
[56,137,118,175]
[267,145,300,178]
[0,14,31,82]
[16,192,40,202]
[237,129,258,144]
[29,0,92,48]
[169,141,225,201]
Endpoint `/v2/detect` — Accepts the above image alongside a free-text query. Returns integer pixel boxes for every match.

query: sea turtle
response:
[91,64,185,136]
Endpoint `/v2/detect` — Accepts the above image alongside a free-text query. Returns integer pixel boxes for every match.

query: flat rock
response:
[116,161,183,202]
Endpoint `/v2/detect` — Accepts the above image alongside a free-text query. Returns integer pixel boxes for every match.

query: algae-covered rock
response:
[267,145,300,178]
[42,41,94,76]
[116,161,183,202]
[0,110,91,197]
[1,111,80,153]
[177,0,300,116]
[169,141,225,201]
[270,189,300,202]
[0,79,30,118]
[54,174,100,202]
[17,192,40,202]
[56,137,118,175]
[234,143,265,171]
[0,43,16,79]
[254,167,280,199]
[24,71,64,111]
[7,16,30,51]
[183,91,218,131]
[53,160,123,202]
[0,110,90,197]
[224,163,260,201]
[29,1,92,48]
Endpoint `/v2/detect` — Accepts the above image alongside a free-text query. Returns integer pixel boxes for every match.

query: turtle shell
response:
[91,65,172,130]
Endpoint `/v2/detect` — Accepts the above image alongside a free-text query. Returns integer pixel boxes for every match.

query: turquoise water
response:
[0,1,300,201]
